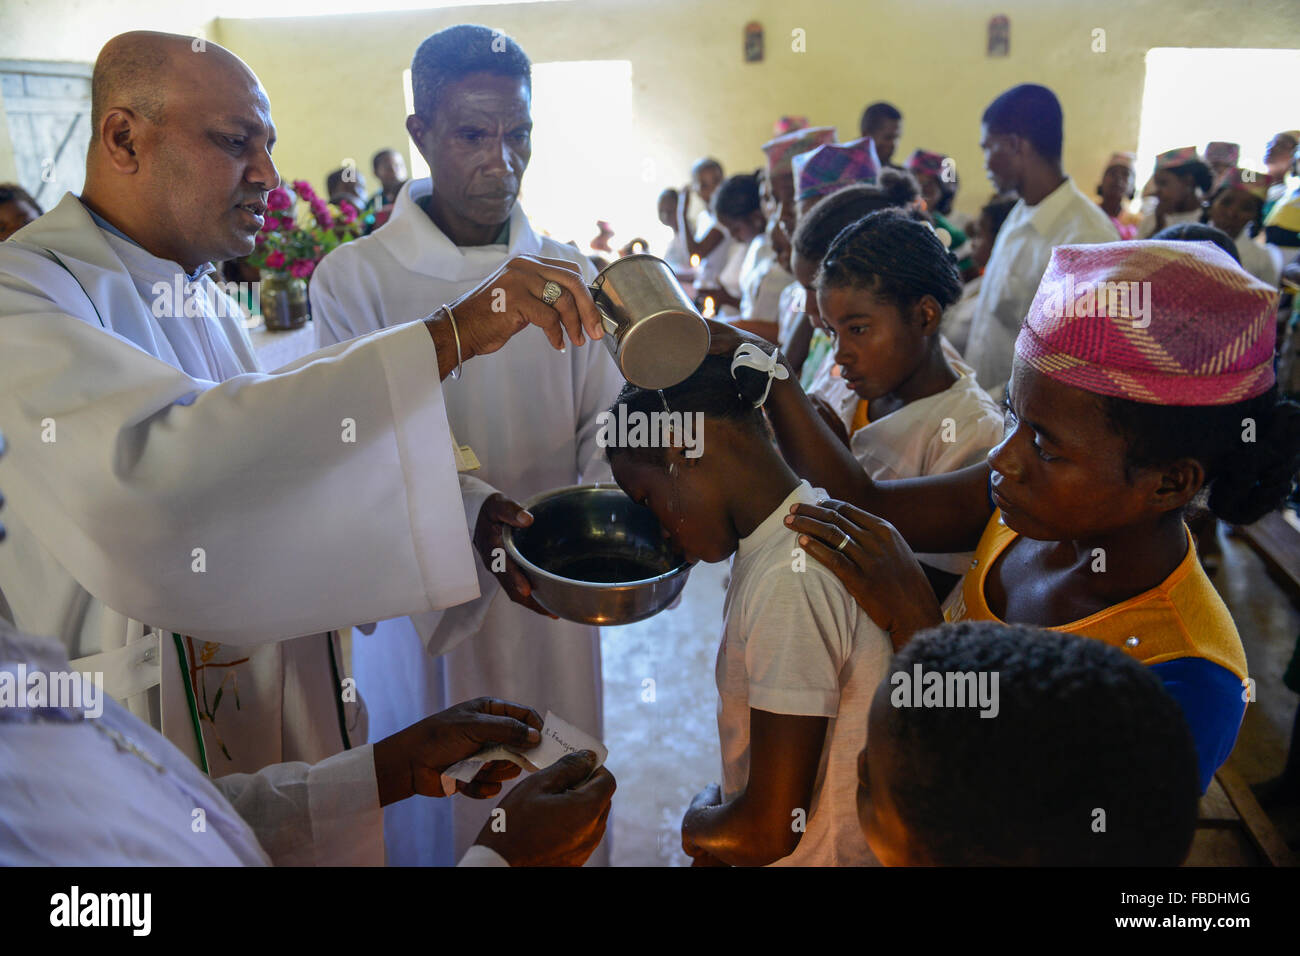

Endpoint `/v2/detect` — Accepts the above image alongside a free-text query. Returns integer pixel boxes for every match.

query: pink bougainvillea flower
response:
[254,232,265,245]
[292,179,317,202]
[266,187,292,211]
[276,215,295,231]
[265,249,286,269]
[310,201,334,230]
[289,259,315,279]
[338,200,358,225]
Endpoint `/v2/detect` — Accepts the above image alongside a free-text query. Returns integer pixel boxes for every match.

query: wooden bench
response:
[1231,509,1300,607]
[1185,765,1297,866]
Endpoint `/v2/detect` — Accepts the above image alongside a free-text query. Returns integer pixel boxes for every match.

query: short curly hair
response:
[410,24,531,121]
[875,621,1200,866]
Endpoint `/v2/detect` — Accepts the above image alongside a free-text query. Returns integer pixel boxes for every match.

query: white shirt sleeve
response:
[0,294,480,645]
[212,745,385,866]
[740,566,855,717]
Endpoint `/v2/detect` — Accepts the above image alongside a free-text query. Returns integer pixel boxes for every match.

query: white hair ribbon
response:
[730,342,790,408]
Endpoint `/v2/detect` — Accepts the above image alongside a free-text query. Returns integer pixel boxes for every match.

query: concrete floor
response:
[598,525,1300,866]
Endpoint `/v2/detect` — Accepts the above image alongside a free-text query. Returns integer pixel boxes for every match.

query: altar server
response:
[311,25,623,866]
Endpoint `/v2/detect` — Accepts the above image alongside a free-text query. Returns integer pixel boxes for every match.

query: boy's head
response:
[980,84,1063,193]
[0,184,41,241]
[1151,148,1213,210]
[712,173,766,244]
[656,187,678,229]
[1264,131,1299,177]
[995,240,1297,542]
[691,158,724,203]
[1200,169,1268,241]
[816,208,962,402]
[858,101,902,165]
[1097,156,1136,207]
[858,621,1200,866]
[606,352,773,564]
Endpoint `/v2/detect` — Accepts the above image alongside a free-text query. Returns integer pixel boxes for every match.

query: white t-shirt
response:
[717,481,891,866]
[738,234,794,321]
[966,177,1119,390]
[804,343,1002,574]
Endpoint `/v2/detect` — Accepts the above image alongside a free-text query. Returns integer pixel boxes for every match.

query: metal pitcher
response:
[588,253,710,390]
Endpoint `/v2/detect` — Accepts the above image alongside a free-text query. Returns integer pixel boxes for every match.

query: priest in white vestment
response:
[0,31,609,864]
[311,25,623,866]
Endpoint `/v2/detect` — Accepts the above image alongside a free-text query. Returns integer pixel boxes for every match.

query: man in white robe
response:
[311,25,623,866]
[0,32,609,863]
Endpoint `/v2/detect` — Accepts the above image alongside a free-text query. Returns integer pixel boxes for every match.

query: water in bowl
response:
[544,553,669,584]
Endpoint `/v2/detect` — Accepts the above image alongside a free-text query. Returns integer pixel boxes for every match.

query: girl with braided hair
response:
[788,208,1003,597]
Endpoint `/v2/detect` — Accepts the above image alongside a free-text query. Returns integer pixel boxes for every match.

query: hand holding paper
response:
[372,696,543,805]
[444,710,608,784]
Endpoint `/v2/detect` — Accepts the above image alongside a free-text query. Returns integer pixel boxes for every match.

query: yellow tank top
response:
[943,512,1248,680]
[851,399,870,433]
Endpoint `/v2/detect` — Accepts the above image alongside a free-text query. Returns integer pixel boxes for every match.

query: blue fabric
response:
[1149,657,1247,794]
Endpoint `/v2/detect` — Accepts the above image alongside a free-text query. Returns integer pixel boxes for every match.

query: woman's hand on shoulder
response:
[786,498,944,651]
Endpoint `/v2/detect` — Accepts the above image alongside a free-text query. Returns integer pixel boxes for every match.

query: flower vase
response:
[260,272,309,331]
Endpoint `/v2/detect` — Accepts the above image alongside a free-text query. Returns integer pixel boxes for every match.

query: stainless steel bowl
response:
[502,483,692,626]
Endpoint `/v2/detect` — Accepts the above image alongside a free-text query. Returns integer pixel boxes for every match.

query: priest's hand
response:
[473,492,558,619]
[373,697,544,805]
[425,255,604,378]
[473,750,616,866]
[784,498,943,652]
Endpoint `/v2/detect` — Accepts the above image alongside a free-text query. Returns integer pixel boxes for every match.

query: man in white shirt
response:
[0,31,607,863]
[310,25,623,866]
[965,84,1118,392]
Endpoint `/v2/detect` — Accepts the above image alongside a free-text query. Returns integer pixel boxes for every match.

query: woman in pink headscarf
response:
[763,240,1300,795]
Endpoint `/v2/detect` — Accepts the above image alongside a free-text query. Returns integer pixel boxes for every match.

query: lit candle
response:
[702,296,715,318]
[690,254,700,269]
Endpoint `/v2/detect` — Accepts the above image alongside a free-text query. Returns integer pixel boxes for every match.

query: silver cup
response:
[588,254,710,389]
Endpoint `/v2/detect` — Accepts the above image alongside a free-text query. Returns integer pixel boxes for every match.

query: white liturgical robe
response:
[312,178,623,865]
[0,618,508,866]
[0,193,483,863]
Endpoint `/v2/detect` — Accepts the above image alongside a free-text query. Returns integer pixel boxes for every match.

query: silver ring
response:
[836,532,851,552]
[541,280,563,306]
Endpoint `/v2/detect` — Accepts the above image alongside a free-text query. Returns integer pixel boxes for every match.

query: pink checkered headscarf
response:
[1015,241,1278,406]
[762,126,836,176]
[793,137,881,203]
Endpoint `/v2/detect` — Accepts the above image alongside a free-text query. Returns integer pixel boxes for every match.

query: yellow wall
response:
[2,0,1298,221]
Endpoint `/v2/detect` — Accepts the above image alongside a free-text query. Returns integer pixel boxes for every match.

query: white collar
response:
[736,480,817,561]
[375,177,543,280]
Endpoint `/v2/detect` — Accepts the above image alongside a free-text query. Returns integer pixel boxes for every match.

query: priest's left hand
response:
[373,696,544,805]
[474,492,559,619]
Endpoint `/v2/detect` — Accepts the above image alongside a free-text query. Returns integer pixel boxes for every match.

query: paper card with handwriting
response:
[442,710,607,784]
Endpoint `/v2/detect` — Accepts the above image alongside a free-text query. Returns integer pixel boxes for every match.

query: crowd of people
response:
[1,22,1300,870]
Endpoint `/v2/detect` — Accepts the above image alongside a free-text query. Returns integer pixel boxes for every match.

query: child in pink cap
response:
[768,240,1300,794]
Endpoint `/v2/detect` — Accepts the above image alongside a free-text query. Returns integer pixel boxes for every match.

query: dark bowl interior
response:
[512,488,685,584]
